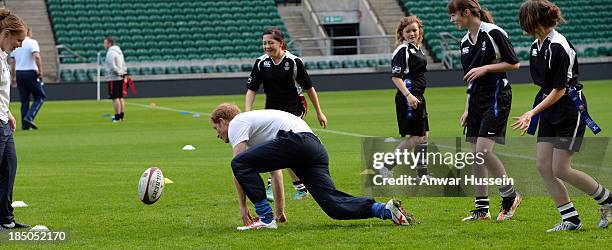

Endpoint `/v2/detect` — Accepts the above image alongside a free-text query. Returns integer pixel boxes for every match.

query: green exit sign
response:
[323,16,343,24]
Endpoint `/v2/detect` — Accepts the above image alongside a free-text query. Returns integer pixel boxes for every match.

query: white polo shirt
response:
[228,109,314,148]
[0,50,11,123]
[10,37,40,71]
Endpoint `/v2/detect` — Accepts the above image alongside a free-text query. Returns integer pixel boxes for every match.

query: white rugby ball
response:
[138,167,165,205]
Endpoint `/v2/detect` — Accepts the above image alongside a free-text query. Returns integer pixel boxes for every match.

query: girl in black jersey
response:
[513,0,611,232]
[244,27,328,222]
[448,0,521,222]
[379,16,431,180]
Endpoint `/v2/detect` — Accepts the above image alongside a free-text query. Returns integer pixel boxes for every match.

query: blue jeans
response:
[231,130,375,220]
[0,121,17,224]
[16,70,46,129]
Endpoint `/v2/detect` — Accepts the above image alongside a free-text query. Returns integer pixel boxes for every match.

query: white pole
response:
[96,52,101,101]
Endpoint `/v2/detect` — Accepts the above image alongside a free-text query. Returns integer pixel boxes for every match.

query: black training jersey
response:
[247,51,313,111]
[529,29,582,93]
[529,29,583,123]
[460,22,518,88]
[391,41,428,95]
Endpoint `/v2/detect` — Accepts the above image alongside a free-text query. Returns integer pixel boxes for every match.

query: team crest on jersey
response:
[392,66,401,74]
[409,48,416,54]
[461,47,469,54]
[263,61,271,67]
[481,41,486,51]
[532,49,538,56]
[544,49,549,60]
[284,62,290,70]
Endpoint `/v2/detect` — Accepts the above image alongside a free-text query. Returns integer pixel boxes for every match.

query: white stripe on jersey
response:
[546,29,576,80]
[392,42,411,74]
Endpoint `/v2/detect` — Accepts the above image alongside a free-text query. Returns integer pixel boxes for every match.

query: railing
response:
[289,35,395,56]
[56,44,88,81]
[439,32,462,70]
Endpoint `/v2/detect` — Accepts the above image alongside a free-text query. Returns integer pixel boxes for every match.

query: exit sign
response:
[323,16,343,24]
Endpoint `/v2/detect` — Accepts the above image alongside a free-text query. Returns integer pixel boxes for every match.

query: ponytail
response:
[479,9,494,24]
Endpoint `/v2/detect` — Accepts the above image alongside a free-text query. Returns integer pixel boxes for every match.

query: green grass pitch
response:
[2,80,611,248]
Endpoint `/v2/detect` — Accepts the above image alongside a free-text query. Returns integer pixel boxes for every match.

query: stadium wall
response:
[12,62,612,101]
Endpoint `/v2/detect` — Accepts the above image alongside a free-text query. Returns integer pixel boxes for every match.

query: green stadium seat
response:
[152,67,164,75]
[178,66,190,74]
[354,59,366,68]
[329,60,341,69]
[203,65,216,73]
[190,66,203,73]
[241,64,252,72]
[341,60,354,68]
[165,66,178,74]
[316,61,329,69]
[140,67,152,75]
[216,65,228,73]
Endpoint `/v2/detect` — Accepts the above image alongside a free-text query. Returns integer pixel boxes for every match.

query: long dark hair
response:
[447,0,494,23]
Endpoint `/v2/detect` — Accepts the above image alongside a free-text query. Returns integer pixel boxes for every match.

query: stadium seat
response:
[48,0,292,73]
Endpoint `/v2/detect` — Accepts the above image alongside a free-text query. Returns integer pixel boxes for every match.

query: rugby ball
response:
[138,167,165,205]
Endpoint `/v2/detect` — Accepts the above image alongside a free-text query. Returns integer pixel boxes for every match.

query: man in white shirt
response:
[210,103,416,230]
[9,28,45,130]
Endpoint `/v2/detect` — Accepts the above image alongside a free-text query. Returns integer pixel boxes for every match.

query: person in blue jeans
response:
[10,27,45,130]
[0,8,30,231]
[210,103,416,230]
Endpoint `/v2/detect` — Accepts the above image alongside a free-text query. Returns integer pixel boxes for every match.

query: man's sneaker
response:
[24,119,37,130]
[598,204,612,228]
[462,209,491,221]
[236,219,278,231]
[293,190,308,200]
[497,194,522,221]
[379,167,393,178]
[1,221,30,229]
[385,199,417,226]
[266,185,274,202]
[546,220,582,232]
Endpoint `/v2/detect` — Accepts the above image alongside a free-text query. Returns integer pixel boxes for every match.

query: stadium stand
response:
[48,0,293,81]
[46,0,612,82]
[400,0,612,68]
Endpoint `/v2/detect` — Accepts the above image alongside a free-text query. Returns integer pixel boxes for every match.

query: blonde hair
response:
[394,15,424,47]
[210,103,241,123]
[0,8,26,35]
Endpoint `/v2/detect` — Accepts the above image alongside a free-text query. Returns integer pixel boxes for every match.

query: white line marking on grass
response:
[125,102,607,170]
[126,102,212,116]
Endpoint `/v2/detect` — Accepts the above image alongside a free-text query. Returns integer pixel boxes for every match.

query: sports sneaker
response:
[385,199,417,226]
[293,190,308,200]
[598,204,612,228]
[462,209,491,222]
[497,194,522,221]
[1,221,30,229]
[546,220,582,232]
[236,219,278,231]
[266,185,274,202]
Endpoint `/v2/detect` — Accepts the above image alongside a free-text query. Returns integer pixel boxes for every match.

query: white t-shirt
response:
[228,109,314,148]
[0,50,11,123]
[10,37,40,71]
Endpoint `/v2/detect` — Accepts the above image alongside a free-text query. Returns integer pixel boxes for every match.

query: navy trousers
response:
[0,121,17,224]
[16,70,46,129]
[231,130,375,220]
